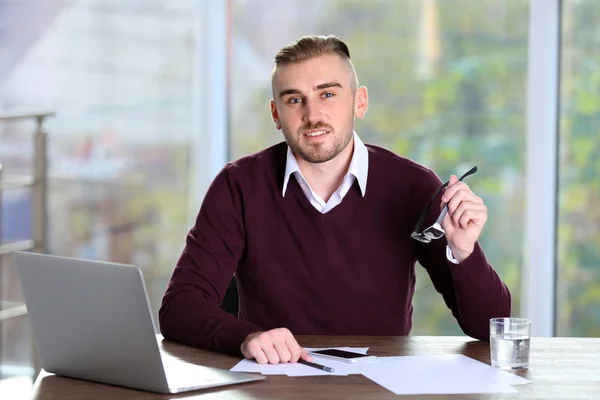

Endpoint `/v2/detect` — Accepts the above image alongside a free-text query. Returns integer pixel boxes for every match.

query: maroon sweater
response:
[159,142,511,355]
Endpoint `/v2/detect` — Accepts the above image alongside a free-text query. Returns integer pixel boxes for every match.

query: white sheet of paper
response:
[364,369,517,394]
[230,348,530,395]
[361,354,529,395]
[230,347,369,376]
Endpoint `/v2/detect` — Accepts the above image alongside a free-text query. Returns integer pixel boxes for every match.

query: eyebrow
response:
[278,81,343,98]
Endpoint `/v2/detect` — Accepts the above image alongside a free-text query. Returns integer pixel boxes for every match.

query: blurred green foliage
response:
[230,0,600,337]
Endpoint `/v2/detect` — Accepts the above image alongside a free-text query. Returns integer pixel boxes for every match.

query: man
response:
[159,35,510,366]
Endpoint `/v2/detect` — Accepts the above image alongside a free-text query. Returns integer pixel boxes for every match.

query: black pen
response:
[298,358,335,373]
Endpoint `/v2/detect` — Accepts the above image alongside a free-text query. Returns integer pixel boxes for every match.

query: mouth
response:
[302,129,329,138]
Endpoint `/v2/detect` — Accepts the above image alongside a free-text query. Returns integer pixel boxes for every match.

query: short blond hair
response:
[273,35,358,92]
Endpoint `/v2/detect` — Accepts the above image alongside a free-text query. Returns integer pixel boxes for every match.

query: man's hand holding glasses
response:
[411,166,488,263]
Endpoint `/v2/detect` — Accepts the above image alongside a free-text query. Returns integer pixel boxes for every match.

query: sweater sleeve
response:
[159,163,261,355]
[413,169,511,341]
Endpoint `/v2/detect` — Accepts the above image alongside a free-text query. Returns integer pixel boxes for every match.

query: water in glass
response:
[490,332,530,370]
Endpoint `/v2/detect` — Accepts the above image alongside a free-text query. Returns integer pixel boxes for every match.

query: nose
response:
[301,98,322,124]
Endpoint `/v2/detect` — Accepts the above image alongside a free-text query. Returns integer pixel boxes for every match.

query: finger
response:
[446,189,474,216]
[262,345,280,364]
[259,335,280,364]
[451,202,487,228]
[288,345,302,363]
[441,208,456,233]
[448,174,458,186]
[271,327,294,363]
[300,348,313,362]
[448,190,470,223]
[273,340,292,363]
[458,209,488,229]
[440,175,458,205]
[284,336,304,363]
[278,328,307,363]
[246,341,268,364]
[454,193,484,205]
[442,180,472,203]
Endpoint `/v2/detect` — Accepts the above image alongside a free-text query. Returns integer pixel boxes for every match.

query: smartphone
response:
[309,349,377,363]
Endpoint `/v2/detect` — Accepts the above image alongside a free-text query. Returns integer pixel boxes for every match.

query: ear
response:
[354,86,369,119]
[270,99,282,130]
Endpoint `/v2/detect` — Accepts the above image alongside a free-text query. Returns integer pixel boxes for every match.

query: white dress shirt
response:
[282,132,459,264]
[282,132,368,212]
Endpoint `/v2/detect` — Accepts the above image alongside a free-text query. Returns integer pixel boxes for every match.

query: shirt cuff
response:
[446,245,459,264]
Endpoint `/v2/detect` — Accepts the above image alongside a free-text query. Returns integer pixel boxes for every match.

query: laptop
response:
[13,251,264,394]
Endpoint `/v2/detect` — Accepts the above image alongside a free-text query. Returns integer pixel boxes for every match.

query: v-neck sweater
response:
[159,142,511,355]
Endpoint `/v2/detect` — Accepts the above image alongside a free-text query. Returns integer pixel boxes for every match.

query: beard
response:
[283,114,354,164]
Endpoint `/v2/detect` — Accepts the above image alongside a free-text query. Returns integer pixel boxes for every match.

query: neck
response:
[296,137,354,203]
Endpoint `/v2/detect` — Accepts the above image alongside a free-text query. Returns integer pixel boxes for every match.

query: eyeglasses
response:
[411,166,478,244]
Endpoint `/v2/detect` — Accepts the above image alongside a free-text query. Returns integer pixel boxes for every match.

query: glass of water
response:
[489,317,531,370]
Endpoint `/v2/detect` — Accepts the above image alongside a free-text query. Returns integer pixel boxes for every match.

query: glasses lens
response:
[423,230,444,239]
[422,225,445,239]
[411,232,431,243]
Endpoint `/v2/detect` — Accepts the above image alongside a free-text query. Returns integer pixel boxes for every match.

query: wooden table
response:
[30,335,600,399]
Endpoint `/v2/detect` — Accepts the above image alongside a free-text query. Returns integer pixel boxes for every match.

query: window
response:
[0,0,200,382]
[556,0,600,336]
[231,0,529,334]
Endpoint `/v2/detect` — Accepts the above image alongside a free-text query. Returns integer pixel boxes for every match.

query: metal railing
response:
[0,110,53,322]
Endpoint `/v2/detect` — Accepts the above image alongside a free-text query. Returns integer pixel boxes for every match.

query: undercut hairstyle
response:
[273,35,359,93]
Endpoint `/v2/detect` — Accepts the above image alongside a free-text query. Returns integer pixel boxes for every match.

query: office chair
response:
[219,275,239,318]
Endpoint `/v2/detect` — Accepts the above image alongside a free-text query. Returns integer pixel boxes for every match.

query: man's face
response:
[271,54,366,164]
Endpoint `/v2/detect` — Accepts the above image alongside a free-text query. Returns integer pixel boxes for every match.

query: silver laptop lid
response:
[14,251,169,393]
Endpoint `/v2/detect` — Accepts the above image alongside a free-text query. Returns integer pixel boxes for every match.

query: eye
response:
[288,97,303,104]
[322,92,334,98]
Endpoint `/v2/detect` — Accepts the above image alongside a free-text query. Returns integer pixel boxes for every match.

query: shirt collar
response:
[282,131,368,197]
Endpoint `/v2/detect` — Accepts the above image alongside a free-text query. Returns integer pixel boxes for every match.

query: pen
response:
[298,358,335,373]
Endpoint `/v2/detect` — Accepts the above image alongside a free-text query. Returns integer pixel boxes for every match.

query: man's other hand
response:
[441,174,488,262]
[240,328,313,364]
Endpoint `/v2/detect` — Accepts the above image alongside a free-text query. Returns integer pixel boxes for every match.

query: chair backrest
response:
[219,275,239,317]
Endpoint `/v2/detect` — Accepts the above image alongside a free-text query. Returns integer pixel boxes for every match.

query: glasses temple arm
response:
[412,166,478,235]
[412,180,448,234]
